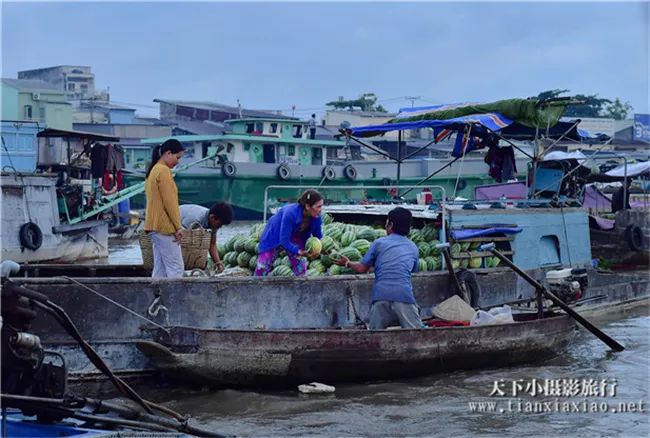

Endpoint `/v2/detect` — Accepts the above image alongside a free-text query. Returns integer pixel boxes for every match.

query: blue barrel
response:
[118,199,131,225]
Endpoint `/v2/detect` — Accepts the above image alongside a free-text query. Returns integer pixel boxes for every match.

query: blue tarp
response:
[451,226,523,241]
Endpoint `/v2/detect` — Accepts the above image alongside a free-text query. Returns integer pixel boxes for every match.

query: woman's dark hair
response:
[145,139,185,178]
[387,207,412,235]
[209,202,234,225]
[297,190,323,232]
[298,190,323,208]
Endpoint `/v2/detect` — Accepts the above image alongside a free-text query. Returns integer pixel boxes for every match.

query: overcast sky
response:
[2,1,648,118]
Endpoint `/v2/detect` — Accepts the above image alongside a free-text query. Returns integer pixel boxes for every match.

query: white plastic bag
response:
[470,305,514,326]
[470,310,497,326]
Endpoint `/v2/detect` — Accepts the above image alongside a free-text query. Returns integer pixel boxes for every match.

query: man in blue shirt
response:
[334,207,421,329]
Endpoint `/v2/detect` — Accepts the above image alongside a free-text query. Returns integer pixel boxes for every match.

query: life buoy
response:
[222,161,237,178]
[625,225,644,251]
[455,178,467,191]
[277,164,291,180]
[388,187,398,198]
[322,166,336,180]
[343,164,357,181]
[19,222,43,251]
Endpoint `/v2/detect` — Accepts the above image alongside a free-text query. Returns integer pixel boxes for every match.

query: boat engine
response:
[545,268,588,304]
[1,275,68,421]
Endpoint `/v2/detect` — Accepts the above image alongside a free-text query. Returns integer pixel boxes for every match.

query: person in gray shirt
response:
[333,207,421,329]
[180,203,233,272]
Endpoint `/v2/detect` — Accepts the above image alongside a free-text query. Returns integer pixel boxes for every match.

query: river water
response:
[108,227,649,437]
[145,308,649,438]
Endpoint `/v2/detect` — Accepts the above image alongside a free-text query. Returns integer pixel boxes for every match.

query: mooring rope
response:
[60,276,170,333]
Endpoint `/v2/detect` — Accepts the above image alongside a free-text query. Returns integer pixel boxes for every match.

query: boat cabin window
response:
[243,142,250,151]
[201,141,211,157]
[288,145,295,156]
[327,147,338,160]
[350,145,361,160]
[312,147,323,165]
[263,143,276,163]
[270,123,278,133]
[24,105,33,119]
[538,235,561,266]
[292,125,303,138]
[246,122,264,134]
[226,142,234,153]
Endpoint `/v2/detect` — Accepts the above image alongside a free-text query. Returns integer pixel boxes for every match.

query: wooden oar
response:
[479,243,625,352]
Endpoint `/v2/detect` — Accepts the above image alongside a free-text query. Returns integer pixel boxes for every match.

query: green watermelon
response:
[328,264,342,275]
[460,258,469,269]
[491,256,501,267]
[320,236,336,253]
[450,243,462,255]
[305,236,322,257]
[306,268,322,277]
[375,229,387,239]
[309,260,325,273]
[322,212,334,225]
[350,239,371,255]
[248,255,258,270]
[272,265,293,277]
[408,229,424,243]
[281,255,291,267]
[272,257,284,269]
[340,230,356,247]
[417,242,430,258]
[356,227,376,242]
[319,254,334,268]
[340,246,362,262]
[233,236,247,253]
[469,257,482,269]
[469,241,481,251]
[451,259,461,269]
[429,240,441,255]
[237,252,251,268]
[418,258,428,272]
[244,238,257,254]
[421,225,438,242]
[217,243,227,259]
[460,241,472,252]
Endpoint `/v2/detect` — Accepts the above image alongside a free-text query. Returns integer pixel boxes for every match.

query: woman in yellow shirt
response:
[144,139,185,277]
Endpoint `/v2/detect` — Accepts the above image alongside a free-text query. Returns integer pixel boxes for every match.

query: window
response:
[255,122,263,133]
[270,123,278,133]
[288,145,295,156]
[24,105,33,119]
[292,125,303,138]
[312,147,323,165]
[67,83,76,91]
[246,123,255,133]
[80,84,88,91]
[38,107,46,121]
[244,143,250,151]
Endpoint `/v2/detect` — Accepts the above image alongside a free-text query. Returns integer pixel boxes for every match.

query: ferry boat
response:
[128,117,528,219]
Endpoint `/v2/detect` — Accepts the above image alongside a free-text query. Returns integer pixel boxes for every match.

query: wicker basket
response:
[138,229,212,271]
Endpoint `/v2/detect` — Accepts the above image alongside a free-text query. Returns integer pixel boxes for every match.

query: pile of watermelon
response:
[218,213,500,276]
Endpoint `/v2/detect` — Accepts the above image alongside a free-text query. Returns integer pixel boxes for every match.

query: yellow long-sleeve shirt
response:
[144,163,181,235]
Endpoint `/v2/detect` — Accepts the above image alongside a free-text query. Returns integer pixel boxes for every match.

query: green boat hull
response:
[126,173,496,220]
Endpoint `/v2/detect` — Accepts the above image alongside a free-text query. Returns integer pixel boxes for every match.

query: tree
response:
[326,93,384,112]
[535,89,626,118]
[602,98,633,120]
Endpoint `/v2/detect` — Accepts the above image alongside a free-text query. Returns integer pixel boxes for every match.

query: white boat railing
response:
[263,184,447,246]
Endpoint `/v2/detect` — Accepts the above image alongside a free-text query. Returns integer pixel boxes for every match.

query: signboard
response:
[634,114,650,143]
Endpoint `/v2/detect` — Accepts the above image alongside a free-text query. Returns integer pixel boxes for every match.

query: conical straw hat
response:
[432,295,476,322]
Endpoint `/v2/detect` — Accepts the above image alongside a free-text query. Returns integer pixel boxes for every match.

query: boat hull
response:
[138,315,576,387]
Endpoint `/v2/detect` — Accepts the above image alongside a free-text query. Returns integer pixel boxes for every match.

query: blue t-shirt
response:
[361,233,419,304]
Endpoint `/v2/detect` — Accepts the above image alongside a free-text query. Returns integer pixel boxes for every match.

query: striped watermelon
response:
[272,257,284,269]
[233,236,247,253]
[320,236,338,253]
[328,264,342,275]
[244,238,257,254]
[309,260,326,273]
[340,246,362,261]
[375,229,387,239]
[224,251,237,267]
[469,257,482,268]
[306,268,322,277]
[322,213,334,225]
[417,242,430,258]
[450,243,462,255]
[350,239,371,255]
[421,225,438,242]
[237,252,251,268]
[460,258,469,269]
[217,244,227,260]
[460,241,472,252]
[248,255,258,270]
[356,227,376,242]
[340,230,356,247]
[305,237,322,257]
[408,229,424,243]
[451,259,461,269]
[418,258,428,272]
[319,254,334,268]
[272,265,293,277]
[429,240,441,255]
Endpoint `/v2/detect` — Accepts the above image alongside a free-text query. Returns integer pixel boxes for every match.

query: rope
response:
[60,276,170,333]
[559,205,573,266]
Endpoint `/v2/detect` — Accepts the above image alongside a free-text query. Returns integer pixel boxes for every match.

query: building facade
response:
[18,65,98,101]
[1,78,72,130]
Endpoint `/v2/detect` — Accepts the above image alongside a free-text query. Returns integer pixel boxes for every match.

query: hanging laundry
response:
[90,142,107,178]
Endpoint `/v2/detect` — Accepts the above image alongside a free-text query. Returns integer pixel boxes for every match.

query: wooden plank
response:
[452,250,514,259]
[451,236,514,243]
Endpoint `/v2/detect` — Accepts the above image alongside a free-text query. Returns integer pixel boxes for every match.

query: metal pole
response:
[397,130,402,189]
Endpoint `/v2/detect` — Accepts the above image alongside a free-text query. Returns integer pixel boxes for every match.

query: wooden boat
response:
[137,312,576,387]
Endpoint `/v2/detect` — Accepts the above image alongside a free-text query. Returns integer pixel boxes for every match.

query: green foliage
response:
[535,89,632,120]
[326,93,383,112]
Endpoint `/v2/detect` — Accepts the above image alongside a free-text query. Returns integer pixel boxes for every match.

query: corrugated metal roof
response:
[154,98,297,120]
[2,78,62,93]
